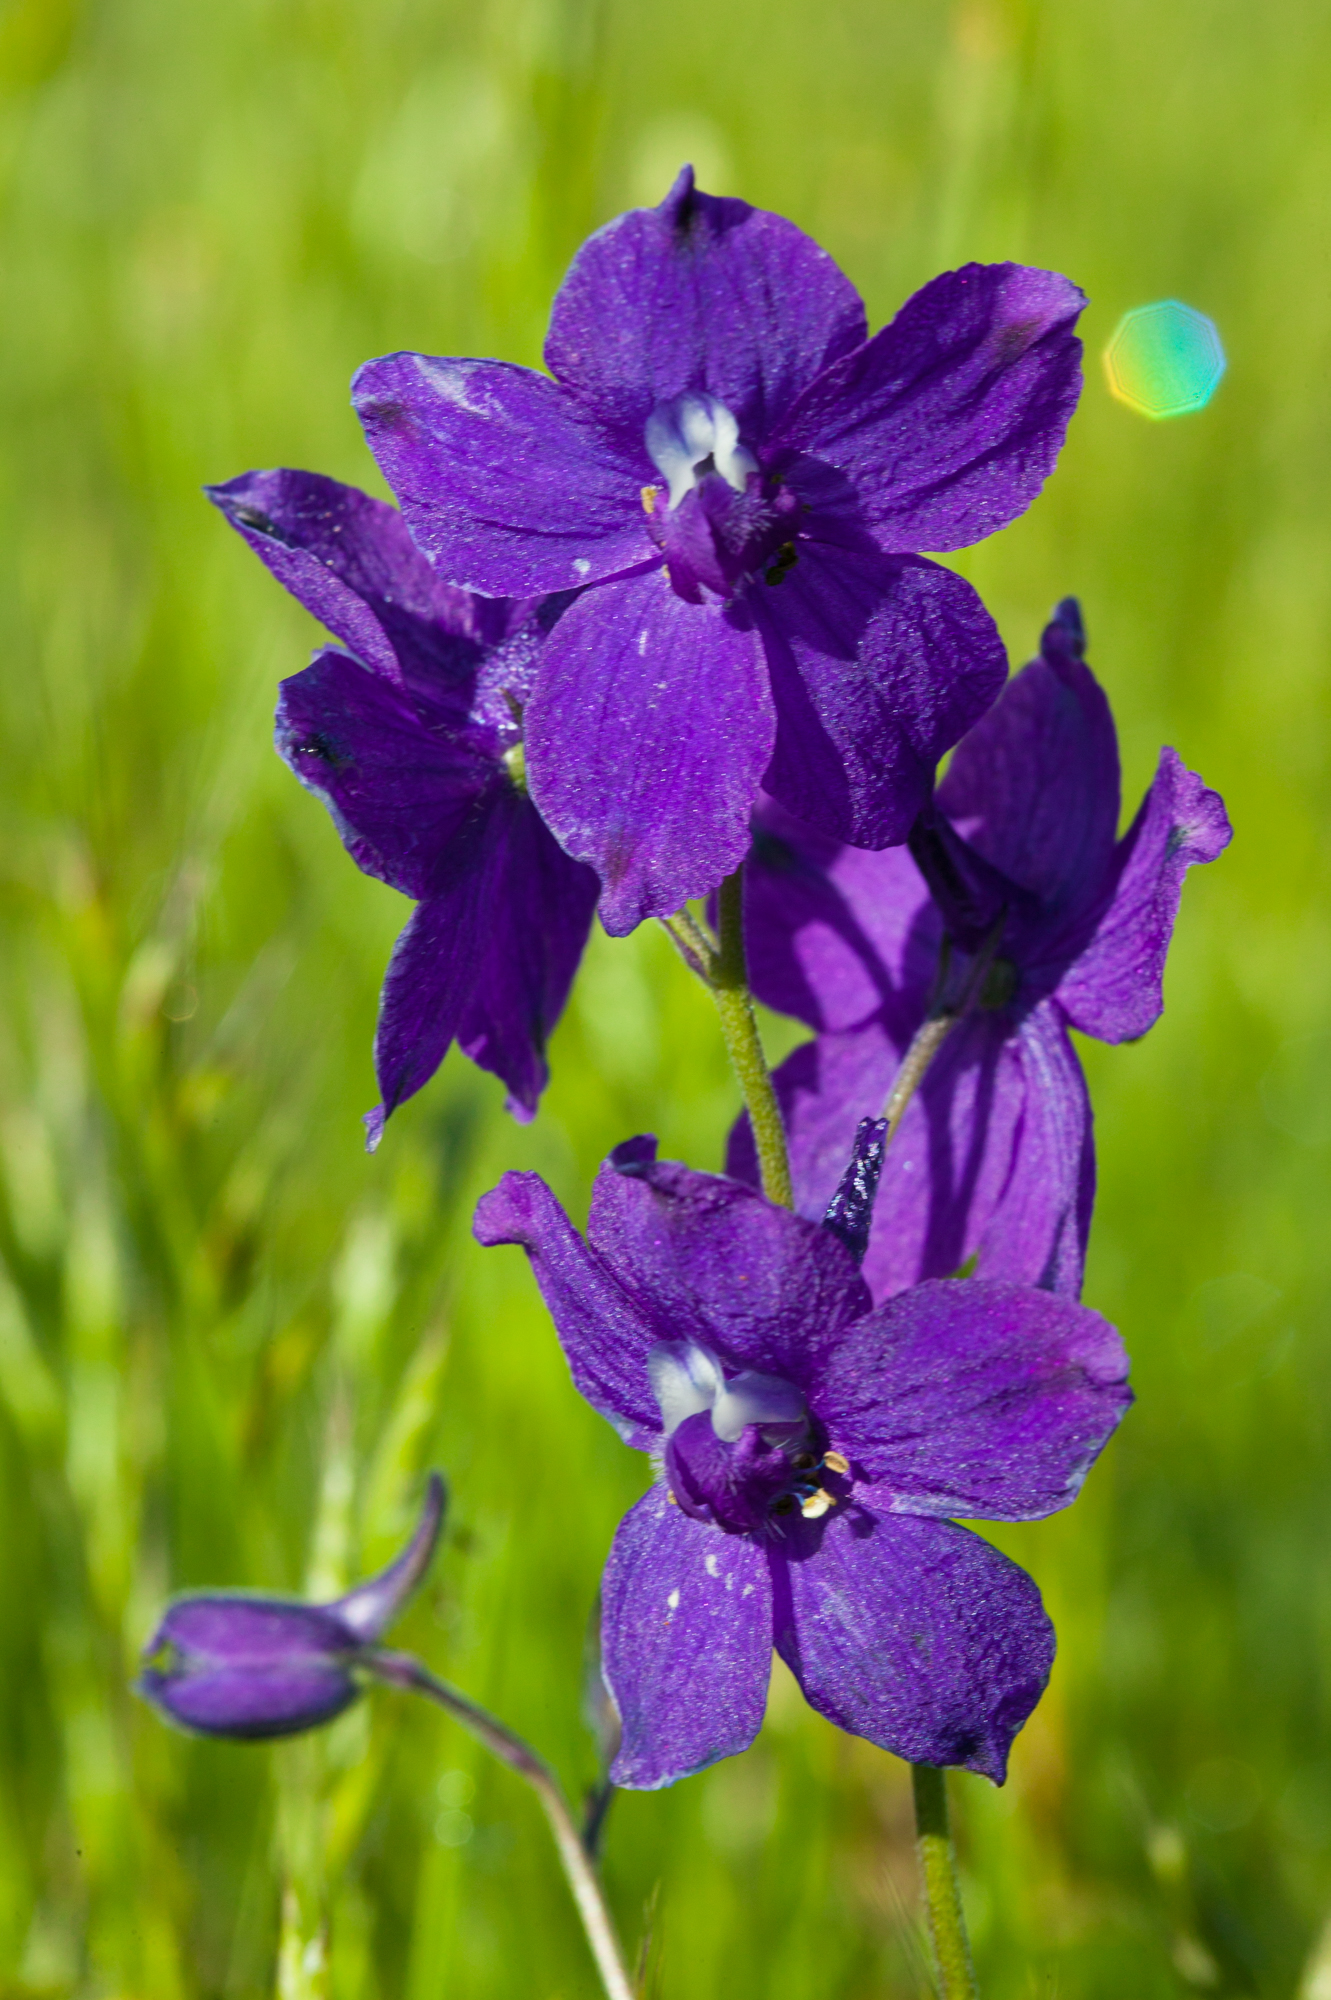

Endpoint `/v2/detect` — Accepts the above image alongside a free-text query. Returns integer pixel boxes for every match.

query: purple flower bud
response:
[821,1115,888,1264]
[138,1475,445,1741]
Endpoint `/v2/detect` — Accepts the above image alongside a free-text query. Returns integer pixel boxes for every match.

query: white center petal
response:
[711,1369,808,1443]
[647,1340,726,1435]
[644,393,758,510]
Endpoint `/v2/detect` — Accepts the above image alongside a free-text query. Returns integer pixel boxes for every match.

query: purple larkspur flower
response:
[730,599,1232,1300]
[474,1136,1130,1786]
[209,469,599,1144]
[352,168,1087,934]
[138,1476,444,1739]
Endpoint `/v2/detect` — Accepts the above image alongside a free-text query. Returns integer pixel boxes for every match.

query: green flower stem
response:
[882,1010,959,1142]
[911,1763,978,1999]
[367,1650,636,2000]
[711,866,794,1209]
[658,868,794,1210]
[881,919,1008,1152]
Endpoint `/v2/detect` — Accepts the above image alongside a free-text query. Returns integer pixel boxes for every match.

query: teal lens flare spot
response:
[1103,301,1226,419]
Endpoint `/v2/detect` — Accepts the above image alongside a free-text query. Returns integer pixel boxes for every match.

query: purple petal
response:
[602,1485,772,1789]
[734,1003,1093,1302]
[807,1277,1129,1517]
[139,1598,359,1741]
[1054,748,1231,1043]
[772,1509,1053,1781]
[525,566,772,934]
[369,785,594,1134]
[965,1002,1094,1297]
[586,1142,871,1389]
[776,263,1085,553]
[937,644,1120,914]
[744,803,939,1034]
[906,811,1043,962]
[333,1473,446,1642]
[758,550,1007,848]
[546,166,868,450]
[353,354,652,597]
[371,885,489,1136]
[276,648,493,899]
[454,791,599,1117]
[208,468,493,693]
[472,1171,668,1443]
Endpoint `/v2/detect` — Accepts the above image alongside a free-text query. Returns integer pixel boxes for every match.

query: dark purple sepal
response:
[1053,746,1232,1042]
[276,648,493,900]
[353,352,651,600]
[524,565,772,934]
[758,552,1007,849]
[208,468,496,701]
[771,1508,1054,1782]
[601,1486,772,1790]
[545,164,869,449]
[775,262,1086,553]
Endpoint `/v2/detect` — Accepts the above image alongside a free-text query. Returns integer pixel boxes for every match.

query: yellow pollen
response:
[823,1451,849,1477]
[800,1489,835,1520]
[640,485,658,515]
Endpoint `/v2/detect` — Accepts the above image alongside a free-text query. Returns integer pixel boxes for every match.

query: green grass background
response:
[1,0,1329,1992]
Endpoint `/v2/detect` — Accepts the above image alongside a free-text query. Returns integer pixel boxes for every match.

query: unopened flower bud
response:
[138,1474,445,1741]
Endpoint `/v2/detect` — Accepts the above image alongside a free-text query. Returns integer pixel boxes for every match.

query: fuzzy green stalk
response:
[911,1763,978,1999]
[659,866,794,1209]
[711,867,794,1208]
[366,1650,636,2000]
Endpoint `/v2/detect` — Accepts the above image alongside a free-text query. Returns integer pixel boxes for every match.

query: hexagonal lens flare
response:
[1103,301,1226,419]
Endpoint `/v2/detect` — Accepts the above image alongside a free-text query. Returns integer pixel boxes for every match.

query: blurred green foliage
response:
[1,0,1329,1992]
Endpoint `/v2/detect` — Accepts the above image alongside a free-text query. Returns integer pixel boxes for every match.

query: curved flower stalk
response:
[474,1133,1131,1789]
[732,599,1232,1299]
[210,470,599,1146]
[354,167,1086,933]
[137,1477,637,2000]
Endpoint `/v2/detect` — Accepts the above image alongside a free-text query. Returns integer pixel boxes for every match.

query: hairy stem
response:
[712,866,794,1209]
[883,1012,959,1142]
[881,919,1007,1152]
[367,1650,636,2000]
[911,1763,978,1999]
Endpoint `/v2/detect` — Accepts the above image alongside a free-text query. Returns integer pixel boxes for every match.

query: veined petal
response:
[1055,748,1231,1043]
[937,638,1120,915]
[546,165,868,448]
[772,1509,1053,1782]
[587,1141,871,1389]
[776,263,1085,553]
[602,1485,772,1790]
[524,567,772,934]
[743,801,940,1035]
[353,354,652,598]
[732,1002,1093,1303]
[369,838,493,1136]
[758,550,1007,848]
[807,1277,1129,1517]
[208,468,488,693]
[472,1171,668,1443]
[965,1003,1094,1297]
[453,789,599,1119]
[276,648,493,899]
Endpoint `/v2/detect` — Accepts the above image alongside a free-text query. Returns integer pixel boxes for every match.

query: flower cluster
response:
[149,170,1228,1820]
